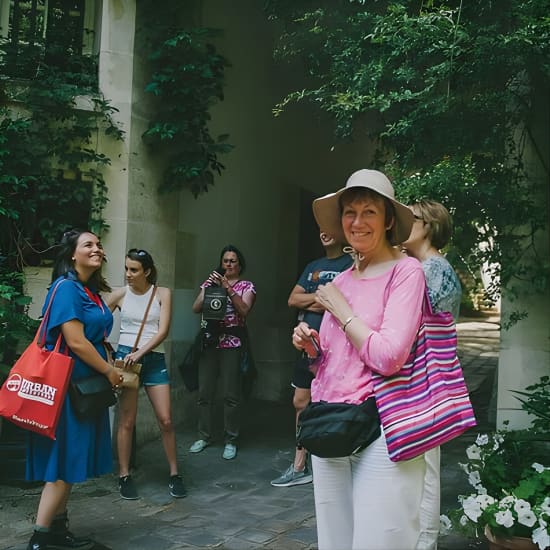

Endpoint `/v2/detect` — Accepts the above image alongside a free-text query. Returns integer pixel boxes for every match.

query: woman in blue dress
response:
[26,229,123,550]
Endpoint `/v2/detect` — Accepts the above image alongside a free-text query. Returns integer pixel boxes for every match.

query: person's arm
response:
[103,287,126,312]
[61,320,121,387]
[288,284,324,313]
[316,264,425,376]
[192,269,221,313]
[227,287,255,318]
[315,283,370,347]
[124,287,172,364]
[192,287,205,313]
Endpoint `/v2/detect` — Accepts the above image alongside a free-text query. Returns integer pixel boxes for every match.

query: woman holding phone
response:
[189,245,256,460]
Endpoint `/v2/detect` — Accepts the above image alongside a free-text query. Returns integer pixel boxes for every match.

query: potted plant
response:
[442,377,550,550]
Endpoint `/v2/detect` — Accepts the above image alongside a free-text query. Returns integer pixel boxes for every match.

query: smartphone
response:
[207,267,226,287]
[304,330,321,359]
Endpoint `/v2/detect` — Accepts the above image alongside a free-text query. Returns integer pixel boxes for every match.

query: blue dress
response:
[26,273,114,483]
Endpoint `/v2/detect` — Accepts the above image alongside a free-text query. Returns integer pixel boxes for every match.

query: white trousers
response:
[312,433,429,550]
[417,447,441,550]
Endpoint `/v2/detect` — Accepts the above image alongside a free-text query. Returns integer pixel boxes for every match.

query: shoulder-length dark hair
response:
[126,248,157,284]
[218,244,247,274]
[51,229,111,292]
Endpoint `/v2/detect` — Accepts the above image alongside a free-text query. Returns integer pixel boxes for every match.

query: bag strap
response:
[37,279,68,349]
[132,285,157,352]
[382,263,431,317]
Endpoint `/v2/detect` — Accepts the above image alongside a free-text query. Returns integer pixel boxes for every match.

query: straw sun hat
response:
[312,169,414,246]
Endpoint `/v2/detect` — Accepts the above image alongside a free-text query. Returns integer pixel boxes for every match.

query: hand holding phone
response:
[303,329,321,359]
[207,267,226,286]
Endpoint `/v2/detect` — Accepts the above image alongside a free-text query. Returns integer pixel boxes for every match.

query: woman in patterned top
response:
[403,199,462,319]
[402,198,462,549]
[189,245,256,461]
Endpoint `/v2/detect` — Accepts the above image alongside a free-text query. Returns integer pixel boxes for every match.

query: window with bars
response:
[0,0,97,79]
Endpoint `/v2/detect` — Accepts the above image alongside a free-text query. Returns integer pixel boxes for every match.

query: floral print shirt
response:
[200,279,256,349]
[422,256,462,321]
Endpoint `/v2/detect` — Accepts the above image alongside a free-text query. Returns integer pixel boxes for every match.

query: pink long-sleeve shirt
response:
[311,256,425,405]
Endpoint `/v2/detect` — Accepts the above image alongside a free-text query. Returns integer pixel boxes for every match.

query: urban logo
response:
[5,373,57,406]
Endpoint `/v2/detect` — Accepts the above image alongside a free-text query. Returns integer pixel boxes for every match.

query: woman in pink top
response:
[293,170,428,550]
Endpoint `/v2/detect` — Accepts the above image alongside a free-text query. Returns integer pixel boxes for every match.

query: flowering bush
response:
[442,431,550,548]
[442,377,550,549]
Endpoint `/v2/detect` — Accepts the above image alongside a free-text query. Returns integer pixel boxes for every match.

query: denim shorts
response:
[114,345,170,386]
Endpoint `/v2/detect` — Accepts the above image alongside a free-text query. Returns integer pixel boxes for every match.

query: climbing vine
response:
[143,26,233,197]
[265,0,550,326]
[0,26,123,366]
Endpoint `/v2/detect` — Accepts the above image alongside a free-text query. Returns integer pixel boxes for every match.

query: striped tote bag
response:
[372,290,476,462]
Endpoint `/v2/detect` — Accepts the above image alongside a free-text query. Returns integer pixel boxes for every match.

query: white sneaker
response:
[189,439,209,453]
[222,443,237,460]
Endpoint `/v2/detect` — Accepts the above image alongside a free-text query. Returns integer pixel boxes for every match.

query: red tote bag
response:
[0,282,74,439]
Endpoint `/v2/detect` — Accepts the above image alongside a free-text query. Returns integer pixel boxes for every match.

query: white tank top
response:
[119,285,164,353]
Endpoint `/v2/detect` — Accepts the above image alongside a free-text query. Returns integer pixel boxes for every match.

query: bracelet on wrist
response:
[229,291,237,298]
[341,315,356,332]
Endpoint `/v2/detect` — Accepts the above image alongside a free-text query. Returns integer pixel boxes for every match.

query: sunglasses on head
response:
[128,248,150,258]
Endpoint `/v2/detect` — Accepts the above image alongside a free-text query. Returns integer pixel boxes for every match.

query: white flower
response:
[495,509,515,528]
[459,514,469,526]
[518,510,537,528]
[468,470,482,488]
[476,494,495,509]
[514,499,532,515]
[493,433,504,450]
[463,496,483,522]
[466,445,482,460]
[459,462,470,474]
[439,515,452,534]
[476,434,489,446]
[541,497,550,515]
[499,496,515,508]
[532,525,550,550]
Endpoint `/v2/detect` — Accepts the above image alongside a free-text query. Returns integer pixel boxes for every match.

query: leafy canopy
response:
[265,0,550,325]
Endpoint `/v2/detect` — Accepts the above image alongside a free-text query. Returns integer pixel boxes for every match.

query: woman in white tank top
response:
[105,248,186,500]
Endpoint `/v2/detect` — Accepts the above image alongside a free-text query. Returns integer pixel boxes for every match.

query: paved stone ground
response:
[0,313,500,550]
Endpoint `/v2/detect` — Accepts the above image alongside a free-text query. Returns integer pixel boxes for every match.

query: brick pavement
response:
[0,313,500,550]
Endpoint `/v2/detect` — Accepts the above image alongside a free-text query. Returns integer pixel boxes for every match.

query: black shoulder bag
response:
[296,398,381,458]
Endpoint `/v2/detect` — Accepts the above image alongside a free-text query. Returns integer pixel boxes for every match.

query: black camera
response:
[202,267,228,320]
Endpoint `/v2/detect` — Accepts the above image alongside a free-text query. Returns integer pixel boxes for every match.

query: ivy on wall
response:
[0,36,123,367]
[142,27,233,197]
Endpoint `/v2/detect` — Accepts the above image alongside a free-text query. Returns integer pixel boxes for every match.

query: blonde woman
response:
[403,199,462,549]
